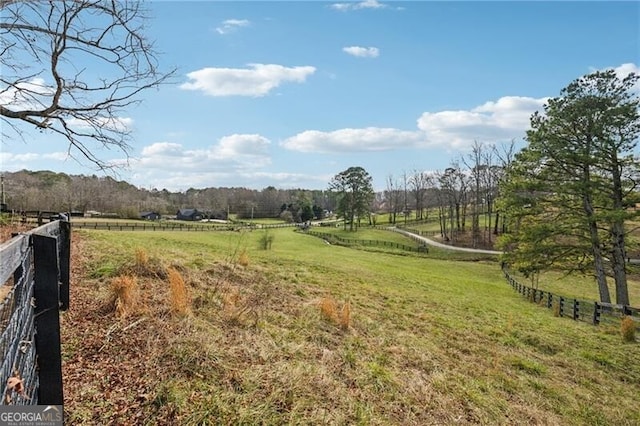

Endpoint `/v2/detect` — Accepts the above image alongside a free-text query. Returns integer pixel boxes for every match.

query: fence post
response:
[32,234,64,405]
[547,293,553,309]
[593,301,600,325]
[572,299,579,321]
[58,220,71,311]
[559,297,564,317]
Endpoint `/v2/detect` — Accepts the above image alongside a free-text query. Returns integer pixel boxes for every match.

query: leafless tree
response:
[0,0,175,169]
[384,174,403,224]
[409,169,432,221]
[438,162,468,242]
[492,139,517,234]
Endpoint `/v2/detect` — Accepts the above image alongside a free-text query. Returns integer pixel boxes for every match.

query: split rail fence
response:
[304,230,428,253]
[502,266,639,327]
[0,220,70,406]
[70,221,296,232]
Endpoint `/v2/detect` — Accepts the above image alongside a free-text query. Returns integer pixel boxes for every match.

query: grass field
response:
[62,227,639,425]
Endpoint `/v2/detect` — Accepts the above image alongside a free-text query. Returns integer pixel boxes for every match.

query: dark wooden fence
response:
[0,220,70,405]
[70,221,297,232]
[502,266,639,327]
[304,230,428,253]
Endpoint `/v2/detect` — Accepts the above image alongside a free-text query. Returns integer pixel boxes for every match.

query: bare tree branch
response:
[1,0,176,170]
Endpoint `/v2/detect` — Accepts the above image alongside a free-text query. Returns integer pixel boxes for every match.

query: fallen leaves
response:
[4,371,30,403]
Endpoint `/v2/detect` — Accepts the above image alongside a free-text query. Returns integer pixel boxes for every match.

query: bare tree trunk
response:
[609,151,630,305]
[610,221,629,305]
[584,198,611,303]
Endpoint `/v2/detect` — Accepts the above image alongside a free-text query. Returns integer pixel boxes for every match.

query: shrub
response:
[258,231,275,250]
[621,316,636,343]
[110,275,139,318]
[167,267,190,316]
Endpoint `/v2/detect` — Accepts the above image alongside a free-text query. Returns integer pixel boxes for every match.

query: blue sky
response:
[1,0,639,191]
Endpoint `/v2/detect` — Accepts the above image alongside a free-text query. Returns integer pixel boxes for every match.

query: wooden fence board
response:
[0,236,30,285]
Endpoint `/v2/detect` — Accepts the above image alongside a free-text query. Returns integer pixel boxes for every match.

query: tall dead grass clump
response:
[238,249,249,267]
[621,316,636,343]
[339,301,351,330]
[319,296,351,329]
[110,275,139,318]
[319,296,339,323]
[167,267,190,315]
[135,247,149,269]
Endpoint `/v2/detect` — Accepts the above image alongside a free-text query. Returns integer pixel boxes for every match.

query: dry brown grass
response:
[319,296,351,330]
[110,275,139,318]
[135,247,149,268]
[319,296,339,323]
[167,267,190,316]
[237,249,249,267]
[621,316,636,342]
[339,301,351,330]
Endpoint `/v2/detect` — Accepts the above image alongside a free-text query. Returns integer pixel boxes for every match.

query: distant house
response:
[140,211,160,221]
[176,208,203,221]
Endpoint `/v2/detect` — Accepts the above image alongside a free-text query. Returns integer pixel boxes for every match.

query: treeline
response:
[0,170,337,221]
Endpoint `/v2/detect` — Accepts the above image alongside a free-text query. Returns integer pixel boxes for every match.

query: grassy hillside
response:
[62,227,639,425]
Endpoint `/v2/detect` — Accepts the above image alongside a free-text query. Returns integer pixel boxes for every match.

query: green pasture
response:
[72,226,640,425]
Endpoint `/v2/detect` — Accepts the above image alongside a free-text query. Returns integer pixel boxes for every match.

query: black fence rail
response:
[304,230,428,253]
[502,267,639,327]
[70,221,297,232]
[0,220,70,406]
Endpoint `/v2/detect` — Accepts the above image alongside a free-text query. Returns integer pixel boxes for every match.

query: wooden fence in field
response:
[303,230,428,253]
[70,221,297,232]
[0,220,70,406]
[502,266,639,326]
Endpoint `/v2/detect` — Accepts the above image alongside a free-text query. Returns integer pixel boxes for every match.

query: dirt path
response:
[390,227,503,255]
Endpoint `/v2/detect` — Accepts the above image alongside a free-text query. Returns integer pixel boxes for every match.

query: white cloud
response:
[135,134,272,174]
[215,19,250,35]
[42,152,70,161]
[281,127,426,153]
[141,142,185,157]
[417,96,548,148]
[607,63,639,92]
[180,64,316,97]
[0,151,69,172]
[0,77,54,110]
[216,134,270,158]
[331,0,387,11]
[282,96,547,154]
[124,136,334,190]
[343,46,380,58]
[66,116,133,133]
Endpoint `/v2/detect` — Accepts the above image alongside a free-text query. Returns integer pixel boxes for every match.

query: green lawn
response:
[66,227,640,425]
